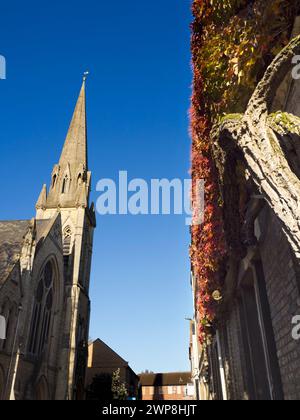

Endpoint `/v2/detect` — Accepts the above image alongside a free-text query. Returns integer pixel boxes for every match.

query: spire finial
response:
[83,71,90,82]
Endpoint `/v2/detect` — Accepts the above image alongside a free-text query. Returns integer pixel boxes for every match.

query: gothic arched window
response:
[63,226,73,274]
[35,376,50,401]
[62,176,69,194]
[52,174,57,189]
[28,261,55,356]
[63,226,72,256]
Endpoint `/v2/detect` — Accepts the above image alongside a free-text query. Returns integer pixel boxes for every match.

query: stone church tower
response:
[36,80,96,396]
[35,79,96,399]
[0,79,96,400]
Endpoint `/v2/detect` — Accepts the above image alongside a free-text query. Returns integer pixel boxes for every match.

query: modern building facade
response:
[0,79,96,400]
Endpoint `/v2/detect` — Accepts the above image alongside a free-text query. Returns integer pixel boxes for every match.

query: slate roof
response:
[139,372,192,387]
[0,220,30,286]
[0,218,60,288]
[36,219,53,242]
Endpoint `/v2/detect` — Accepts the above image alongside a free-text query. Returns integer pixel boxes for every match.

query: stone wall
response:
[205,17,300,400]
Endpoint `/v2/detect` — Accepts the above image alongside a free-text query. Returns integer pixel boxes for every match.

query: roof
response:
[139,372,192,387]
[36,219,55,241]
[0,220,30,285]
[0,218,53,287]
[87,339,139,381]
[89,339,129,367]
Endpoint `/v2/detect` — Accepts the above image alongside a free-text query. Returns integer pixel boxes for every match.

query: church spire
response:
[37,76,92,211]
[59,77,88,167]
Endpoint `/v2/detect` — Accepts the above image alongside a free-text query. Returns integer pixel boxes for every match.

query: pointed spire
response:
[36,184,47,209]
[59,78,87,167]
[38,76,92,213]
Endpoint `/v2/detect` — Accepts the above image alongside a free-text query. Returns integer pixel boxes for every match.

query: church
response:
[0,79,96,400]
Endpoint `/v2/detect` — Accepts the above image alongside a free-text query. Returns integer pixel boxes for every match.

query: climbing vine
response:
[190,0,299,343]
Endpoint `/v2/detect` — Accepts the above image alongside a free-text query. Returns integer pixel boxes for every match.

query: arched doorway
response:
[35,376,49,401]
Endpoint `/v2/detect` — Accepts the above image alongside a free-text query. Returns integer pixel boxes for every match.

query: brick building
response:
[190,8,300,401]
[139,372,194,401]
[86,339,139,400]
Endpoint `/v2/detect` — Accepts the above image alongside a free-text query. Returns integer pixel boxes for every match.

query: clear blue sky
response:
[0,0,193,373]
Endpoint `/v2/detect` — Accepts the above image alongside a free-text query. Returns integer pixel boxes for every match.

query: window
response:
[52,174,57,189]
[63,226,73,273]
[28,261,55,356]
[63,226,72,255]
[62,176,69,194]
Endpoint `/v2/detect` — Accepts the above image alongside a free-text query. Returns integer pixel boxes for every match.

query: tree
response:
[86,373,113,401]
[111,369,128,400]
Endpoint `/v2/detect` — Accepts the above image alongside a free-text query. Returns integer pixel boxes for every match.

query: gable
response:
[89,339,128,369]
[0,220,30,287]
[34,215,63,258]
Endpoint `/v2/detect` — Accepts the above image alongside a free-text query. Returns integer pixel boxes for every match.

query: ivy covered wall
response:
[190,0,300,342]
